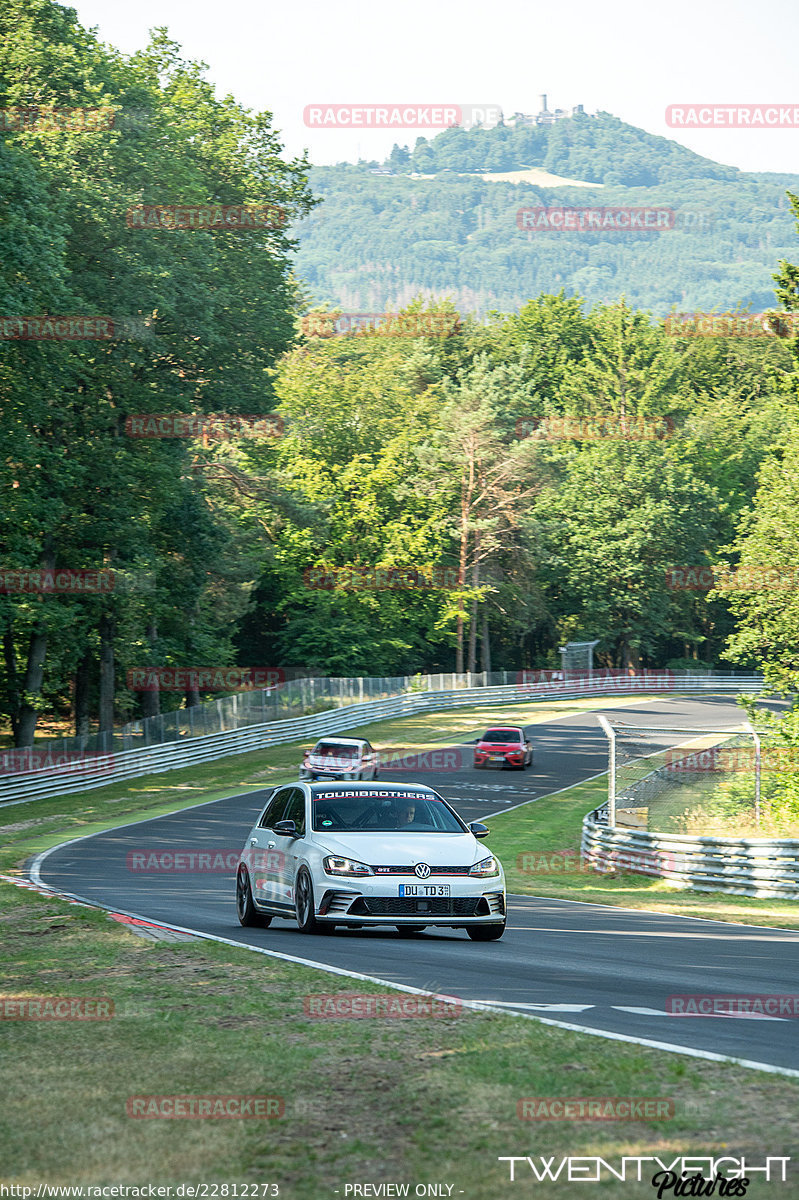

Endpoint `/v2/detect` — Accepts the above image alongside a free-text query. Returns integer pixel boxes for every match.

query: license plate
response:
[399,884,450,897]
[490,754,505,761]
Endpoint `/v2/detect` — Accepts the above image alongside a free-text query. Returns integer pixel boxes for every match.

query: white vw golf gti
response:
[236,781,506,939]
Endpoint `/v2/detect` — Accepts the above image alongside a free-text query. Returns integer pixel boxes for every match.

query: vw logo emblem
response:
[414,862,431,879]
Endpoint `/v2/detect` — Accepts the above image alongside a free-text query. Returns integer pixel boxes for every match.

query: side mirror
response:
[469,822,490,839]
[273,819,298,838]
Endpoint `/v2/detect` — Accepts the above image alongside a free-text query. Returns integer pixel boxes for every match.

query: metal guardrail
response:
[581,813,799,899]
[0,671,764,806]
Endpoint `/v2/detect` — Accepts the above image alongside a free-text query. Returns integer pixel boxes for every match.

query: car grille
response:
[349,896,485,917]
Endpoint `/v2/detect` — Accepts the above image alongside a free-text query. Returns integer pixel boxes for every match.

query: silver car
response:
[299,737,378,782]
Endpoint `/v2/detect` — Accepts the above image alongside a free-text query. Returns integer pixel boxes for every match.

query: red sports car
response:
[473,726,533,770]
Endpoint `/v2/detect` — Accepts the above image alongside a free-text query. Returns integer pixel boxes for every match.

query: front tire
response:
[236,867,271,928]
[295,868,330,934]
[467,922,505,941]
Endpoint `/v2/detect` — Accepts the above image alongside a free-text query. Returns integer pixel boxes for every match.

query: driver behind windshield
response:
[394,800,416,828]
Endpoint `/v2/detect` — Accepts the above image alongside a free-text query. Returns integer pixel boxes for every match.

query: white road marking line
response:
[613,1005,787,1022]
[438,783,526,792]
[713,1011,788,1021]
[613,1006,671,1016]
[445,796,514,804]
[525,926,799,941]
[511,921,796,940]
[484,1002,596,1012]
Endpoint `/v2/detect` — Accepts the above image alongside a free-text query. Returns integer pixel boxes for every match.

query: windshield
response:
[312,790,466,833]
[482,729,522,743]
[312,742,359,758]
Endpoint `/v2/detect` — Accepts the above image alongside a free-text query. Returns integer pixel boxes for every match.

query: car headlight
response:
[323,855,374,877]
[469,855,500,877]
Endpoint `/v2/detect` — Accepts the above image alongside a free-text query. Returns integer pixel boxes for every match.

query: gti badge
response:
[414,863,431,879]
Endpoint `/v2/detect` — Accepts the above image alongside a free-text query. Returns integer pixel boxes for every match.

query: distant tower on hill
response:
[503,99,595,128]
[537,95,556,125]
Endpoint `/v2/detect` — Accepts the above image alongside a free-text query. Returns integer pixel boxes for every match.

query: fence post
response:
[745,721,761,828]
[597,715,616,827]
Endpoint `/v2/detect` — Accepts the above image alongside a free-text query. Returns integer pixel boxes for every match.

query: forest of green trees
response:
[2,0,799,749]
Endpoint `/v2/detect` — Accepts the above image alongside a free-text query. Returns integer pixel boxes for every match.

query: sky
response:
[68,0,799,175]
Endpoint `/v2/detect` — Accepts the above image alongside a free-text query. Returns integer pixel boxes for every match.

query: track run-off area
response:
[29,693,799,1076]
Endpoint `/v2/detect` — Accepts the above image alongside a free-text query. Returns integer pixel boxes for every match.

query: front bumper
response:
[300,768,358,780]
[474,751,523,767]
[315,877,506,927]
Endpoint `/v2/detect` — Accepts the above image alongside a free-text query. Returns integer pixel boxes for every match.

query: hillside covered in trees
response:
[295,113,799,315]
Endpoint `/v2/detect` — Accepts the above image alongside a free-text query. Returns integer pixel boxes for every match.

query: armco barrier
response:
[581,813,799,899]
[0,672,763,806]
